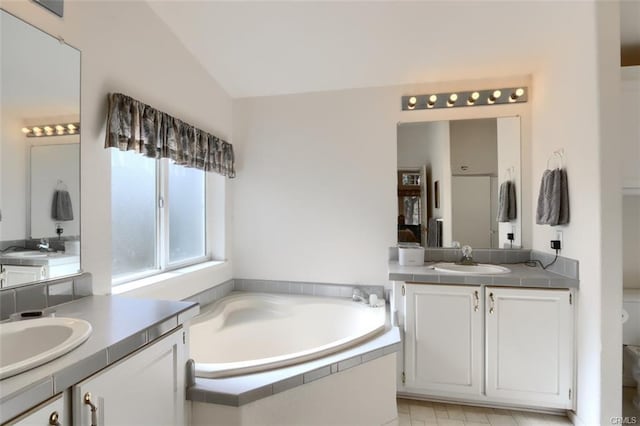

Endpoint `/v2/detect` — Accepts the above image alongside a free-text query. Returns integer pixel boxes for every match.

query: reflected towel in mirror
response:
[497,181,517,222]
[51,189,73,221]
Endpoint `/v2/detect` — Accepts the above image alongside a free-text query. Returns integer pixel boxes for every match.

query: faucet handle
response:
[461,245,473,258]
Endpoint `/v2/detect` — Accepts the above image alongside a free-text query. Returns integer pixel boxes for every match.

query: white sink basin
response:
[0,317,92,379]
[2,251,49,258]
[433,262,511,275]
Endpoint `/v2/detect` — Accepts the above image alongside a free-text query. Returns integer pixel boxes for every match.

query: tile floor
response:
[397,398,572,426]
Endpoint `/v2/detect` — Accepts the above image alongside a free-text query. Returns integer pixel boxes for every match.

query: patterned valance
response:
[105,93,235,178]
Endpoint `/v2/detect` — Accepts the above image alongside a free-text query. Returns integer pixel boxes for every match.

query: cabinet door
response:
[485,287,573,408]
[73,328,186,426]
[1,265,47,287]
[7,392,69,426]
[404,284,483,396]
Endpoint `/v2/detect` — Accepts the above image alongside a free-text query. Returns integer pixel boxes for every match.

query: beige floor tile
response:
[399,412,412,426]
[434,408,449,419]
[435,419,465,426]
[464,410,490,423]
[398,400,410,414]
[541,414,572,425]
[511,412,550,426]
[467,423,494,426]
[410,404,437,421]
[486,413,517,425]
[446,405,467,421]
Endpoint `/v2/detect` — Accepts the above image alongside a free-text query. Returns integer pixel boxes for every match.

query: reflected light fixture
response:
[21,122,80,138]
[402,87,527,110]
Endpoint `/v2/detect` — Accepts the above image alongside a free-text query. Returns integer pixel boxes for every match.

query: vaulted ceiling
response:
[149,1,639,98]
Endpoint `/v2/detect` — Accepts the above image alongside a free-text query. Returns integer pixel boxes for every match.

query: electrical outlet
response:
[507,233,514,241]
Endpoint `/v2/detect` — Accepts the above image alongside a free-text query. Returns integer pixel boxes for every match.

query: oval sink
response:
[0,317,92,379]
[433,263,511,275]
[2,251,49,258]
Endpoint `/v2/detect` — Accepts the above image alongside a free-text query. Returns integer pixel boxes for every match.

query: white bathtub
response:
[190,292,386,378]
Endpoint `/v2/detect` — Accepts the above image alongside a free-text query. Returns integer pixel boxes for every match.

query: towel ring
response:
[546,149,564,170]
[55,180,68,191]
[505,166,515,181]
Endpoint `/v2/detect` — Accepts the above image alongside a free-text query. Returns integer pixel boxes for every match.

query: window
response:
[111,150,207,284]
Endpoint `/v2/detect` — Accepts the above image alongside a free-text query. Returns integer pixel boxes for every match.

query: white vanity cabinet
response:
[6,392,69,426]
[72,327,187,426]
[404,284,483,396]
[400,283,574,410]
[485,287,573,408]
[0,265,47,288]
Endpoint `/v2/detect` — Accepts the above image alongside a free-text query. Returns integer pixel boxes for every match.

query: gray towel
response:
[536,168,569,225]
[497,181,517,222]
[52,190,74,221]
[427,217,441,247]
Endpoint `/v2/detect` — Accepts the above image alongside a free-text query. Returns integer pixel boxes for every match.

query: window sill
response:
[111,260,227,296]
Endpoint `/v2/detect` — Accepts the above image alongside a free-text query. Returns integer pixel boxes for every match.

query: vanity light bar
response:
[22,122,80,137]
[401,87,528,111]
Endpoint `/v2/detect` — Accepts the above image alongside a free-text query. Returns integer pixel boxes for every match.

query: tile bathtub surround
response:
[183,279,235,307]
[0,273,93,320]
[187,326,401,407]
[234,278,385,300]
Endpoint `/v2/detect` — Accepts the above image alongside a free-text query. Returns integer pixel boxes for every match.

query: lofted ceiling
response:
[149,1,639,99]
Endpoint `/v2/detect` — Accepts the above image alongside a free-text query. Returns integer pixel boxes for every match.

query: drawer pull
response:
[48,411,60,426]
[473,291,479,312]
[84,392,98,426]
[489,292,495,314]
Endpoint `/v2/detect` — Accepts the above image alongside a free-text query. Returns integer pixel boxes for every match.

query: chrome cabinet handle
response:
[473,291,479,312]
[489,292,495,314]
[84,392,98,426]
[49,411,60,426]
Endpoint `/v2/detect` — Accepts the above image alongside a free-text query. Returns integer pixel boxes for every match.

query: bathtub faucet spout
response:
[352,288,368,303]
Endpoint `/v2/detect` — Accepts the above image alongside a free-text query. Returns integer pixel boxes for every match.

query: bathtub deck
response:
[187,326,401,406]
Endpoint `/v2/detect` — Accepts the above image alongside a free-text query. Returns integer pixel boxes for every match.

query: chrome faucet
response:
[457,245,477,266]
[37,238,50,252]
[352,288,369,303]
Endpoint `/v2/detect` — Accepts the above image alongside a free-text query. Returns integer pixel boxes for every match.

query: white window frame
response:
[112,157,209,286]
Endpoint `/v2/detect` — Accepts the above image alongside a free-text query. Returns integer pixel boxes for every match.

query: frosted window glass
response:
[168,162,205,264]
[111,150,157,278]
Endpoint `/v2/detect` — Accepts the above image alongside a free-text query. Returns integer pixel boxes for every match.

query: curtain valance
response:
[105,93,235,178]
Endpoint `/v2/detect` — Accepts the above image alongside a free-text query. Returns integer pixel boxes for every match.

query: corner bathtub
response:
[190,292,386,378]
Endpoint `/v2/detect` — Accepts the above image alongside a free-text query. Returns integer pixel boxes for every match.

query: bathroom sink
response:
[1,251,49,258]
[0,317,92,379]
[433,262,511,275]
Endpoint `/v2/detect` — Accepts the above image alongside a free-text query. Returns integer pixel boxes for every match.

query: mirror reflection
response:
[0,10,81,287]
[397,117,521,249]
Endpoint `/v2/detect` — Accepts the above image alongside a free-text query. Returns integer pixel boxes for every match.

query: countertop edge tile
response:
[0,377,53,424]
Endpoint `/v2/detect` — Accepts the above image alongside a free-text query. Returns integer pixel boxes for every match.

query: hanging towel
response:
[536,168,570,226]
[497,181,517,222]
[427,217,441,247]
[51,190,74,221]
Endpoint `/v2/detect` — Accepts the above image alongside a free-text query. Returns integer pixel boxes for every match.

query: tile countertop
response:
[388,261,579,289]
[0,295,199,424]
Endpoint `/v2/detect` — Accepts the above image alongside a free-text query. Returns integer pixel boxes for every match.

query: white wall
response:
[623,196,640,289]
[232,74,531,285]
[1,1,234,297]
[527,2,622,423]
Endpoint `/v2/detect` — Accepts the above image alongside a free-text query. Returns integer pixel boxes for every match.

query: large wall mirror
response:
[397,117,521,249]
[0,10,81,287]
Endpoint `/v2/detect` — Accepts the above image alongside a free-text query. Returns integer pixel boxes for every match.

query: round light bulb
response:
[33,127,42,133]
[515,88,524,97]
[429,95,437,103]
[67,123,76,130]
[449,93,458,102]
[55,125,65,131]
[21,127,30,134]
[471,92,480,100]
[492,90,502,99]
[44,126,53,132]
